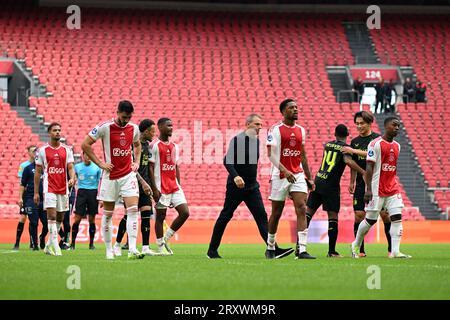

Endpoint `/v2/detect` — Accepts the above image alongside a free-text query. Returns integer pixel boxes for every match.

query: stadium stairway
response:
[10,104,48,142]
[343,22,379,64]
[326,66,352,103]
[375,112,441,219]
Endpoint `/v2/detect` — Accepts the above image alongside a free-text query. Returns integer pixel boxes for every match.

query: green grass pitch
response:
[1,243,449,300]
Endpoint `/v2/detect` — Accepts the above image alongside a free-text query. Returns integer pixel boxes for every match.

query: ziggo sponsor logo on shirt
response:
[282,148,301,157]
[112,148,132,157]
[49,167,65,174]
[382,164,397,172]
[162,164,176,171]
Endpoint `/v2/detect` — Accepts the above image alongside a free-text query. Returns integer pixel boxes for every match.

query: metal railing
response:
[15,86,27,106]
[0,88,7,101]
[337,90,360,104]
[355,54,391,65]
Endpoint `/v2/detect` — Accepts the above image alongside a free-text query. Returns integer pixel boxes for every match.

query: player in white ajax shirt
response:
[266,99,316,260]
[81,100,145,260]
[149,118,189,255]
[34,123,75,256]
[352,116,411,258]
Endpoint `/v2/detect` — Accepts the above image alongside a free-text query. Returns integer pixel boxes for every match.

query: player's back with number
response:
[315,140,349,191]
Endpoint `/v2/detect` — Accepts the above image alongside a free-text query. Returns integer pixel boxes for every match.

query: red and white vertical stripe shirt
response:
[89,119,140,180]
[266,121,306,179]
[149,139,180,194]
[36,143,74,195]
[366,137,401,197]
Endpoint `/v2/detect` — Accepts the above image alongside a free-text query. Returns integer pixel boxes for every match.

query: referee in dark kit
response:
[207,114,294,259]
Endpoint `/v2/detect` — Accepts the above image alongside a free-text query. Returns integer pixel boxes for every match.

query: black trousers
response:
[24,199,47,247]
[208,185,268,252]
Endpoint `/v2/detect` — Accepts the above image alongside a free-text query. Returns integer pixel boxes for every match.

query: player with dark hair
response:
[149,118,189,255]
[114,119,158,256]
[342,111,392,257]
[18,146,48,250]
[13,145,38,250]
[265,99,316,259]
[82,100,145,260]
[70,152,102,250]
[34,123,76,256]
[352,116,411,258]
[306,124,366,257]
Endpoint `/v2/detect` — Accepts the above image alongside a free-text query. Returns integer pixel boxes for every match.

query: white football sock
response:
[102,212,113,251]
[47,221,57,247]
[267,233,276,250]
[126,206,139,253]
[56,221,61,232]
[156,237,164,246]
[298,229,308,254]
[163,227,175,242]
[355,219,372,248]
[390,220,403,256]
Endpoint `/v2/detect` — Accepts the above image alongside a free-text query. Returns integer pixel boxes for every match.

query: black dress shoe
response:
[207,250,222,259]
[296,251,316,259]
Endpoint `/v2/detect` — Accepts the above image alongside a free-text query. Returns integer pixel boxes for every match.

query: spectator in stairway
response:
[383,79,397,113]
[415,80,427,103]
[403,77,415,104]
[374,77,384,114]
[352,76,365,103]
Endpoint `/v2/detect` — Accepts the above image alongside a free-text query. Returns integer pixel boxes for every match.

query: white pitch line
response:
[0,250,20,254]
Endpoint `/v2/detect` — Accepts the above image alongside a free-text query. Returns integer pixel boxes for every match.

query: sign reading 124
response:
[365,70,382,79]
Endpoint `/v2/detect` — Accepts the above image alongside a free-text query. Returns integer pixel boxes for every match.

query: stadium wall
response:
[1,219,449,244]
[40,0,450,14]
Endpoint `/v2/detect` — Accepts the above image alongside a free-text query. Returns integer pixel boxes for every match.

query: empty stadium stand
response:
[370,15,449,214]
[0,7,435,220]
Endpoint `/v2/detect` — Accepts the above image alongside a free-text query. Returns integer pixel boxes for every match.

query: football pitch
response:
[1,243,449,300]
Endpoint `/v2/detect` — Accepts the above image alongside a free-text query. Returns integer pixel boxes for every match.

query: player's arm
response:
[81,136,113,171]
[176,164,181,185]
[341,147,367,157]
[136,172,152,196]
[132,140,141,172]
[67,162,76,188]
[364,161,375,204]
[349,168,357,194]
[74,165,80,187]
[300,148,315,191]
[343,155,365,177]
[148,162,160,203]
[18,168,28,207]
[34,165,42,205]
[223,137,244,188]
[267,145,296,183]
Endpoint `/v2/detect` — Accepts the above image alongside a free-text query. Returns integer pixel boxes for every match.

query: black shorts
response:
[307,189,340,213]
[138,187,152,208]
[74,189,98,216]
[353,181,366,212]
